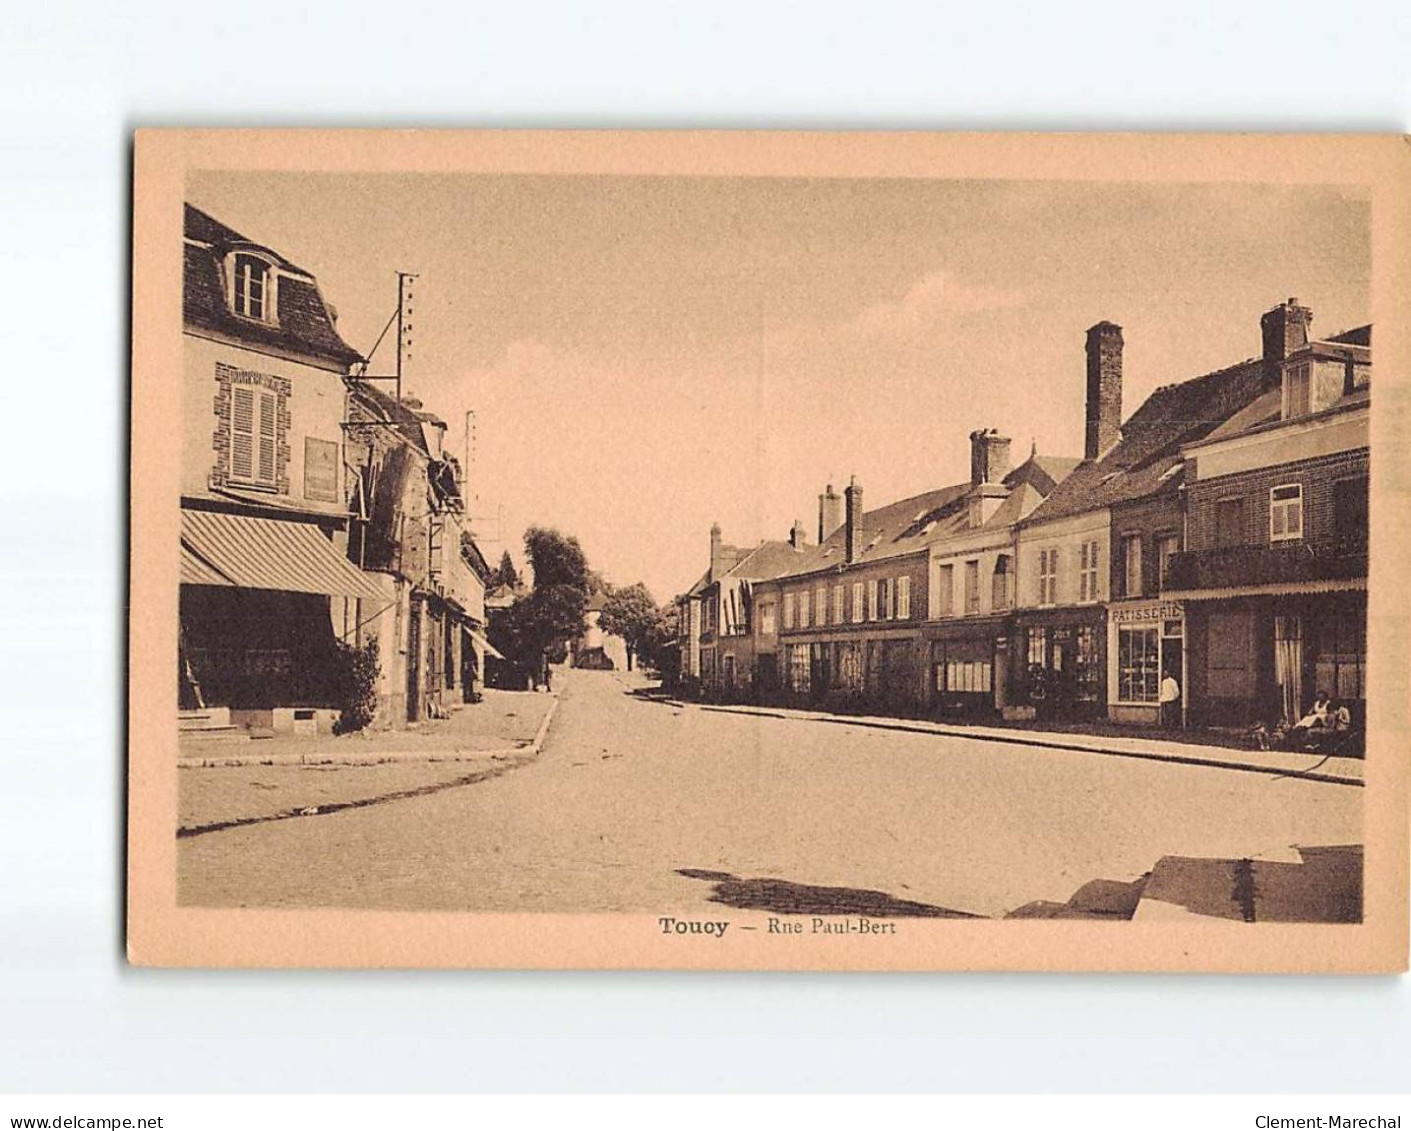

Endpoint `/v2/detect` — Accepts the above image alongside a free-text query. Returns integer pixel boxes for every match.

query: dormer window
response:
[229,252,276,322]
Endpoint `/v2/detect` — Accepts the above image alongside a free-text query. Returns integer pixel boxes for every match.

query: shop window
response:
[1118,625,1160,703]
[1074,625,1102,702]
[1270,484,1304,542]
[788,644,811,693]
[1207,610,1255,698]
[944,659,993,693]
[1314,610,1365,702]
[835,642,864,691]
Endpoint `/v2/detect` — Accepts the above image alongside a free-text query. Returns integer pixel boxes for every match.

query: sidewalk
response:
[178,689,559,835]
[674,698,1364,786]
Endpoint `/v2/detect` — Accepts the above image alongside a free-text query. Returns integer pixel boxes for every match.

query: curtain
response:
[1274,614,1303,725]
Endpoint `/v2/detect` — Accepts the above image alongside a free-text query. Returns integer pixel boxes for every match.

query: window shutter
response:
[257,392,277,484]
[231,386,255,480]
[867,579,878,621]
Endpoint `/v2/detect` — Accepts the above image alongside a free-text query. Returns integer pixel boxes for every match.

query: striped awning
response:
[1161,578,1367,602]
[469,628,505,661]
[181,508,386,602]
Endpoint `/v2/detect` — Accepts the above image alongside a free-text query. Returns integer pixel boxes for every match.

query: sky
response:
[187,172,1369,602]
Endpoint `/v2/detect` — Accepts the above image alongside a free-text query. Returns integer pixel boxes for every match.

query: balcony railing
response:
[1166,536,1368,593]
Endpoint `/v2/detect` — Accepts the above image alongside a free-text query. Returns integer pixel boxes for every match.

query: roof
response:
[183,204,363,369]
[765,452,1075,582]
[1327,325,1371,347]
[348,380,435,454]
[1022,357,1270,525]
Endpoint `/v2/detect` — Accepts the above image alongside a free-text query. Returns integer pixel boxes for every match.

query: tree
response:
[490,527,590,682]
[492,549,520,590]
[598,582,662,672]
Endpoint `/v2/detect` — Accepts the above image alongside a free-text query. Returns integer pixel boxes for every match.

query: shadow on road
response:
[676,868,979,918]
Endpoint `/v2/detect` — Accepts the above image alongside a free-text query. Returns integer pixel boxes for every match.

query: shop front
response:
[1009,607,1106,722]
[926,615,1009,719]
[1107,598,1185,727]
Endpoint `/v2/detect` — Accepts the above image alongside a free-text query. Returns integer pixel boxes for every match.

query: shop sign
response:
[1110,600,1184,624]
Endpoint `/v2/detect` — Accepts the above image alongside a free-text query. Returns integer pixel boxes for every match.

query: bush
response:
[333,637,381,735]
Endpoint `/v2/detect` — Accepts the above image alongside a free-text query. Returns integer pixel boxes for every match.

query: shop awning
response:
[469,628,505,661]
[1161,578,1367,602]
[181,508,386,602]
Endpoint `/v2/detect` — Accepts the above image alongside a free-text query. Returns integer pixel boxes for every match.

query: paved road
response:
[178,667,1361,917]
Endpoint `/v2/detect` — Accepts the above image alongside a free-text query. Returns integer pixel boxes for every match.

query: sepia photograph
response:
[127,130,1410,971]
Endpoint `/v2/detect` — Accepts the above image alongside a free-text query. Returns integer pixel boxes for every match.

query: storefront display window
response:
[1118,625,1160,702]
[788,644,810,693]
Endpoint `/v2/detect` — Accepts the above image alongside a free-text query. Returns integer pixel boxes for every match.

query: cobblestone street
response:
[176,667,1362,918]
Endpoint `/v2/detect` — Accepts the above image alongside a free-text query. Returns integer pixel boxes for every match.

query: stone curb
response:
[179,694,561,770]
[680,700,1363,787]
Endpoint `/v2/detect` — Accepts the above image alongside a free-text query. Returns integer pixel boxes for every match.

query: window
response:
[788,644,811,693]
[1313,608,1365,701]
[832,584,845,624]
[798,588,811,628]
[1215,497,1245,548]
[1334,475,1370,549]
[896,575,911,619]
[230,384,278,487]
[935,564,954,617]
[834,642,864,690]
[1074,626,1102,702]
[851,581,864,624]
[1155,533,1179,593]
[1118,625,1160,703]
[783,592,795,630]
[991,555,1011,611]
[877,577,893,620]
[1270,484,1304,542]
[943,659,993,693]
[1038,548,1058,606]
[304,438,339,502]
[1285,362,1310,419]
[867,579,879,621]
[231,253,273,321]
[758,601,776,636]
[964,560,981,614]
[815,586,828,626]
[1079,540,1100,602]
[1120,534,1142,598]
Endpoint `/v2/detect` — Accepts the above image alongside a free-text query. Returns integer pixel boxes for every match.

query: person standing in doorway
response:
[1160,671,1182,729]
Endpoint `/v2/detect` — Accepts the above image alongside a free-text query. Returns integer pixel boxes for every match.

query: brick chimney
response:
[818,483,844,543]
[709,522,724,581]
[969,429,1012,486]
[1261,297,1313,390]
[844,476,864,564]
[1084,321,1123,461]
[789,519,809,549]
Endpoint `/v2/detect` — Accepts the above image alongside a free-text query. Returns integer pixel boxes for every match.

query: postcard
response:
[128,130,1409,969]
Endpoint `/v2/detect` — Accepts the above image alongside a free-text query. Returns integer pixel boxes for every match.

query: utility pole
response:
[395,271,418,405]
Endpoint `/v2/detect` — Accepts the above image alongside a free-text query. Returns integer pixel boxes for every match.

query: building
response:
[761,439,1077,717]
[1166,303,1370,732]
[178,204,384,735]
[345,381,496,725]
[1011,319,1270,724]
[574,585,630,670]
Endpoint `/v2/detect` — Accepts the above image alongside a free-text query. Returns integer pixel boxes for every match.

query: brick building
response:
[1166,304,1370,731]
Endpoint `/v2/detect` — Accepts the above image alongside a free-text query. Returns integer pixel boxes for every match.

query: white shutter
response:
[867,579,878,621]
[257,391,277,484]
[897,576,910,619]
[231,386,255,480]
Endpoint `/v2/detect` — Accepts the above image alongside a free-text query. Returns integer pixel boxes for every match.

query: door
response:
[406,599,422,722]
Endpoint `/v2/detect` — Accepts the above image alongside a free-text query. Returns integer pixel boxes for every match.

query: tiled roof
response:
[348,380,433,454]
[183,204,363,369]
[1327,325,1371,347]
[1022,358,1270,525]
[724,540,807,581]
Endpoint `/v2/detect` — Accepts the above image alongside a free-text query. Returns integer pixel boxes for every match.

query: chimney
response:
[1084,321,1123,461]
[789,519,809,549]
[709,522,723,580]
[818,483,844,543]
[844,476,864,564]
[1261,297,1313,390]
[969,429,1012,486]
